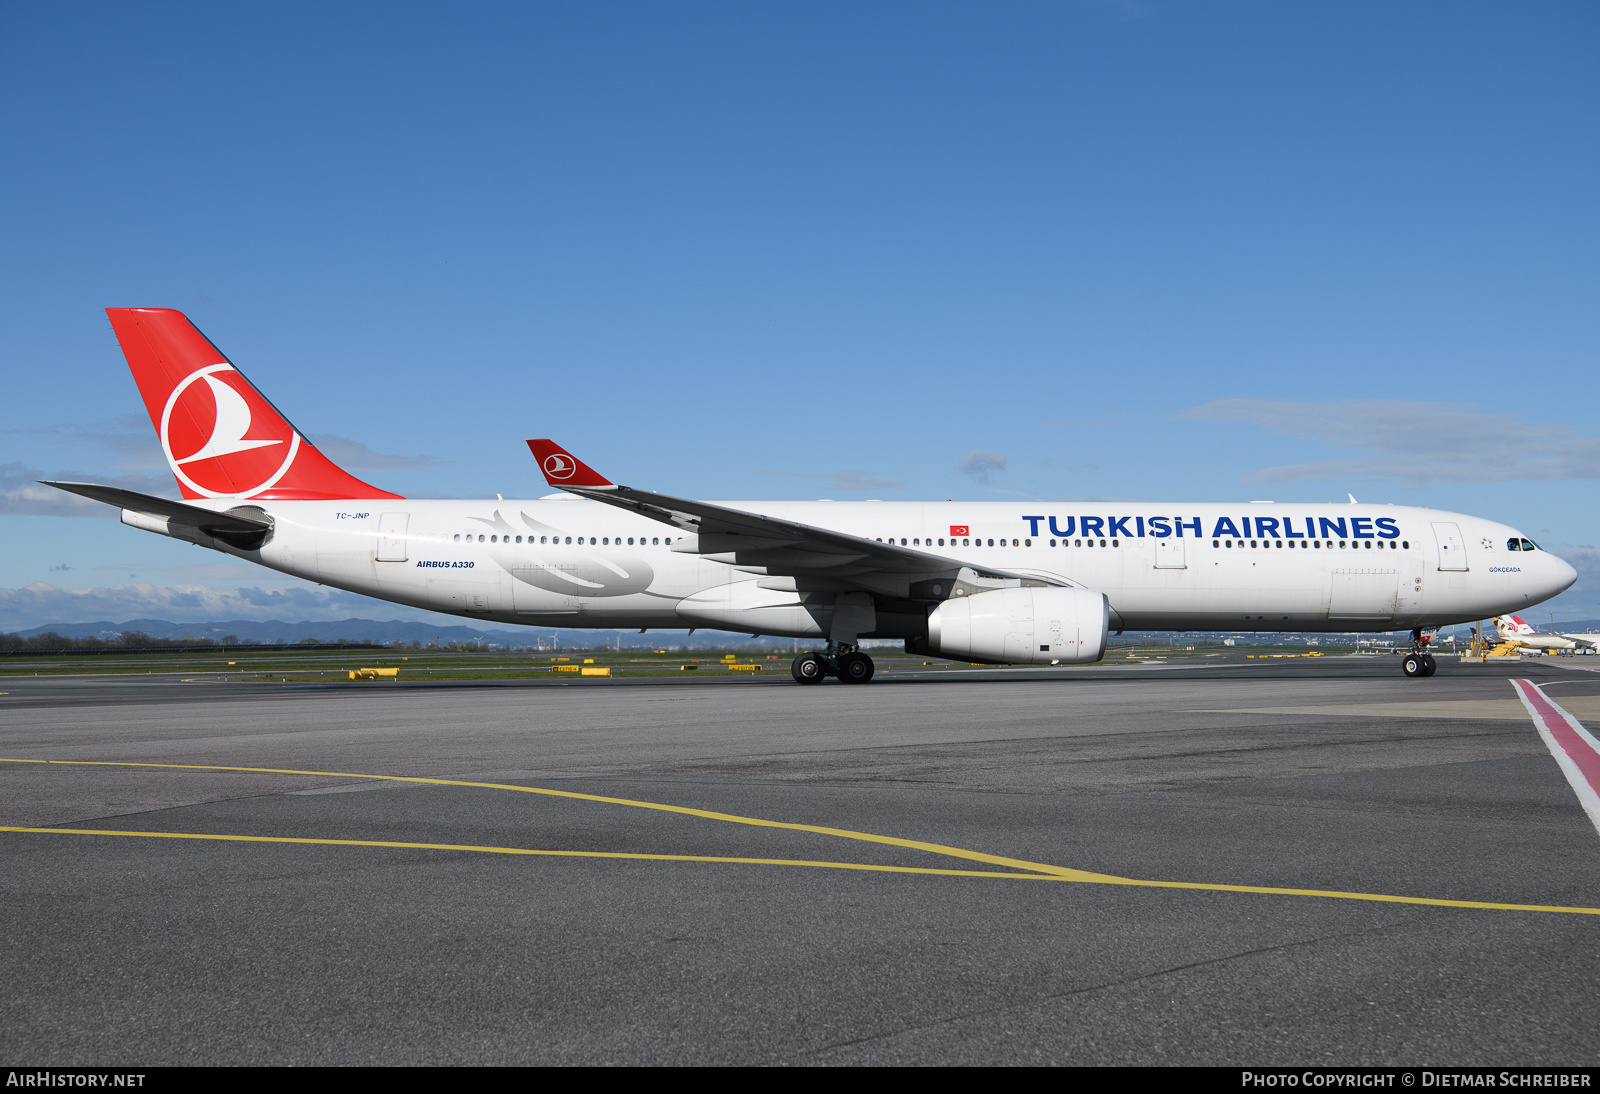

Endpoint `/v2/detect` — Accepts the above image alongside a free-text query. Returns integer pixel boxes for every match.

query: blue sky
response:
[2,1,1597,627]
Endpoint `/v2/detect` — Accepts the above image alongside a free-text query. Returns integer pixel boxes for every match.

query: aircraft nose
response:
[1551,553,1578,595]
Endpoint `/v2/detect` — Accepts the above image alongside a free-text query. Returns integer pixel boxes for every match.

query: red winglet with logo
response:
[106,308,401,501]
[525,439,614,489]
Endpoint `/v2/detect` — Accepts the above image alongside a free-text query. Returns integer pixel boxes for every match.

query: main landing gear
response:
[1402,629,1437,678]
[791,643,876,685]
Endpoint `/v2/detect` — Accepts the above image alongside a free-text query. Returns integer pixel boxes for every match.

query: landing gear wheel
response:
[1422,654,1437,676]
[1403,654,1425,678]
[791,653,827,685]
[836,651,875,684]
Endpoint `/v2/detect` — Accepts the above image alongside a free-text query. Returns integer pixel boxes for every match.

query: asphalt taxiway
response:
[4,656,1600,1065]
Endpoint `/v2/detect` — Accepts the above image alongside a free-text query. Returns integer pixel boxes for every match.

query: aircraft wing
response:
[41,481,273,534]
[525,440,1057,598]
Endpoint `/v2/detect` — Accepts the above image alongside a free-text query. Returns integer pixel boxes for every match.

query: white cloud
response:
[5,416,167,468]
[1178,399,1600,484]
[0,581,446,631]
[0,464,178,516]
[956,450,1008,483]
[307,434,441,472]
[761,468,908,491]
[1558,546,1600,590]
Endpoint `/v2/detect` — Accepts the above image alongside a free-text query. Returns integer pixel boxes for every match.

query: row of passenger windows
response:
[877,537,1113,548]
[872,536,1411,550]
[452,534,672,545]
[1213,539,1410,550]
[875,537,1038,547]
[442,532,1416,551]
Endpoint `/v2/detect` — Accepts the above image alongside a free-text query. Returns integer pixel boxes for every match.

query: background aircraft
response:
[1495,614,1600,652]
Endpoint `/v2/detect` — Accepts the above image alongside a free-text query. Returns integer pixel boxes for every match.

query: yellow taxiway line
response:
[3,755,1598,916]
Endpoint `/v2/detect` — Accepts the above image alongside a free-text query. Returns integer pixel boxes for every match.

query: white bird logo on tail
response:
[174,374,283,464]
[159,363,300,498]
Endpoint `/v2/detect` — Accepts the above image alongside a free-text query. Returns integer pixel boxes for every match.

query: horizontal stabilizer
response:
[41,481,273,533]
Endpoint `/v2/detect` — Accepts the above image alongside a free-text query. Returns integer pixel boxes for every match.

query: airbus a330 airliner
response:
[47,308,1577,683]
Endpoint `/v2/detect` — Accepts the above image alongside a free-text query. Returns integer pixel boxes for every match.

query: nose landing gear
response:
[791,643,876,685]
[1402,629,1438,677]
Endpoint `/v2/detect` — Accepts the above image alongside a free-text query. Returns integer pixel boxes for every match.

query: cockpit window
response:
[1507,538,1521,551]
[1521,538,1538,551]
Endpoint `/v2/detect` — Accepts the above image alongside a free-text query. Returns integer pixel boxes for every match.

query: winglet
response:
[526,439,614,488]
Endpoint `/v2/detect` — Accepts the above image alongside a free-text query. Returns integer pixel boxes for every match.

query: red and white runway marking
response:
[1513,678,1600,837]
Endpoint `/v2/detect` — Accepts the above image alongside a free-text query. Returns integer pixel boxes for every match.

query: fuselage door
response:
[1431,521,1468,571]
[1328,568,1399,620]
[1155,538,1186,569]
[377,512,409,562]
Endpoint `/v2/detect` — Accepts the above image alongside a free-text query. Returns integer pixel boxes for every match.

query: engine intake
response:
[924,586,1108,665]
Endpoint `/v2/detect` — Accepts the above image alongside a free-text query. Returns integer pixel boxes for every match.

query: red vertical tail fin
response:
[105,308,401,501]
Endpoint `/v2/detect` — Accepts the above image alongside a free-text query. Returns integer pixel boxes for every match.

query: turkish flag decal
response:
[950,525,969,536]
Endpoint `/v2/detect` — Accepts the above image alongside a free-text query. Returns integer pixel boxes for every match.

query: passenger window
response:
[565,537,572,544]
[938,539,945,546]
[1075,539,1082,547]
[1024,539,1031,547]
[1364,541,1371,549]
[478,535,485,543]
[962,538,969,546]
[987,539,994,546]
[453,534,460,542]
[1213,540,1220,548]
[653,538,660,545]
[540,536,547,544]
[1276,541,1283,548]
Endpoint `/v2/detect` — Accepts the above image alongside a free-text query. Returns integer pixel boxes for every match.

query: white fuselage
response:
[151,497,1577,638]
[1497,628,1595,651]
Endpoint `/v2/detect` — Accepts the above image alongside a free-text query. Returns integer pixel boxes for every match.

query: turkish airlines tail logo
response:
[173,371,283,464]
[106,308,401,502]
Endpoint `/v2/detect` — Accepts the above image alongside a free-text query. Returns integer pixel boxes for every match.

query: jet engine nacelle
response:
[926,586,1109,665]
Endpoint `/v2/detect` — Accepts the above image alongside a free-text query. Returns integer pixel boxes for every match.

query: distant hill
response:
[13,617,525,646]
[7,617,787,649]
